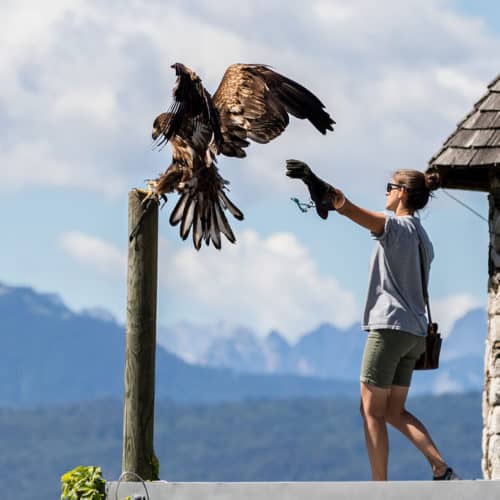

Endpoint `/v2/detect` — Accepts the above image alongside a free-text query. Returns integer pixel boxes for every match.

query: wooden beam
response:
[122,190,159,480]
[427,165,492,191]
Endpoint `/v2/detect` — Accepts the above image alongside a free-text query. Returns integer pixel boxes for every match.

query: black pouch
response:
[414,322,442,370]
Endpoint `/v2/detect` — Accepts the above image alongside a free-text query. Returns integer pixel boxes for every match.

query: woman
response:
[286,161,459,481]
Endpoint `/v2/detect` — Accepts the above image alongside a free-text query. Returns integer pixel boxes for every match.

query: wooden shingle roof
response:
[427,74,500,191]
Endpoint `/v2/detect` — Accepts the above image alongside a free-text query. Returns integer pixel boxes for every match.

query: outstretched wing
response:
[212,64,335,158]
[151,63,243,251]
[152,63,223,152]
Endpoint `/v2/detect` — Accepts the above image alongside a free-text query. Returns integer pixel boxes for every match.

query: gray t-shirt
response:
[362,215,434,337]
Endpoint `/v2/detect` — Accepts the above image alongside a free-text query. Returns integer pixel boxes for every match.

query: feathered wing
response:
[151,62,334,250]
[212,64,335,158]
[151,64,243,251]
[152,63,223,152]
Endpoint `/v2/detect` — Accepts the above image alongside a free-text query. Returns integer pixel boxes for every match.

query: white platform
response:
[106,480,500,500]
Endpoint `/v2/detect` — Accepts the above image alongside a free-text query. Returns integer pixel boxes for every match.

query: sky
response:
[1,0,499,343]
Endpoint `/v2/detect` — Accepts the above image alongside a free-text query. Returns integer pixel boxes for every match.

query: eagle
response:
[147,63,334,250]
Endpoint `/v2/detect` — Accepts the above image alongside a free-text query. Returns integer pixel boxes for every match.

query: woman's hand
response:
[285,159,337,219]
[285,160,385,234]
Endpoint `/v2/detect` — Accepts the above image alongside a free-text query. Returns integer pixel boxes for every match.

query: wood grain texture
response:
[122,190,159,480]
[428,74,500,184]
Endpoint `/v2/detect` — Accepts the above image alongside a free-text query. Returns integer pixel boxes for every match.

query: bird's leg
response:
[159,194,168,209]
[129,181,162,242]
[135,179,160,205]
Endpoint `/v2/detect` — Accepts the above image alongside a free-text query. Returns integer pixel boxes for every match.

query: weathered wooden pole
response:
[122,190,159,480]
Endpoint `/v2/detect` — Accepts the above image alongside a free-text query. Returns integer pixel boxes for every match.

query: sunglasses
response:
[386,182,406,193]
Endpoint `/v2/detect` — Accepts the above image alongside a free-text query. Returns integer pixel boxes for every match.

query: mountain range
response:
[158,308,488,395]
[0,280,487,407]
[0,281,357,407]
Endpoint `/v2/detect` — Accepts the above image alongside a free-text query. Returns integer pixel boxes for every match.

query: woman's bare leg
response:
[386,385,448,476]
[360,382,391,480]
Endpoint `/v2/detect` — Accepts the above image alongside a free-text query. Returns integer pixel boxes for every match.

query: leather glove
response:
[285,159,338,219]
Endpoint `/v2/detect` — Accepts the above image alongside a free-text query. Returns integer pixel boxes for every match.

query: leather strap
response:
[417,237,433,325]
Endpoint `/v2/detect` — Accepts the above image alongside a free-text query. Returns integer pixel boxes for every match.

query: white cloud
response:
[52,87,117,125]
[163,229,359,340]
[58,228,359,341]
[432,370,463,395]
[14,1,495,344]
[59,231,126,278]
[435,67,486,102]
[57,227,486,344]
[0,142,126,195]
[313,1,356,23]
[432,293,482,338]
[0,0,498,201]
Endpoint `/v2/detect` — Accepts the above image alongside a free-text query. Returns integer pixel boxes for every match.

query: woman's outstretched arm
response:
[334,191,386,236]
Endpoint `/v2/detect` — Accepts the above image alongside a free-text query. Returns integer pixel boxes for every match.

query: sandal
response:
[433,467,461,480]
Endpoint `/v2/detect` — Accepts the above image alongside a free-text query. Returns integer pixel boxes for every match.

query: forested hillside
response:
[0,393,482,500]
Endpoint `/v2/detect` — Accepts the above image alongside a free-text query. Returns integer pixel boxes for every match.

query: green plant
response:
[150,451,160,481]
[61,465,106,500]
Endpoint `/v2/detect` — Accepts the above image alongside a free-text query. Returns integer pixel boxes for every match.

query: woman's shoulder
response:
[382,215,433,247]
[385,214,420,233]
[391,214,429,233]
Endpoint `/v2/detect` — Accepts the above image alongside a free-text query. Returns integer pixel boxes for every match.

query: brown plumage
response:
[151,62,335,250]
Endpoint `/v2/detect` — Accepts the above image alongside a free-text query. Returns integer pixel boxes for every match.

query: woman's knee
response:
[386,408,406,427]
[360,382,391,421]
[360,400,387,422]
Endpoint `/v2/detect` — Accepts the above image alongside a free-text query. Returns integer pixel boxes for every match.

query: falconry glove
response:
[286,159,338,219]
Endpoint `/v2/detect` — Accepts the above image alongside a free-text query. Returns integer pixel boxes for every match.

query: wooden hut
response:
[426,73,500,479]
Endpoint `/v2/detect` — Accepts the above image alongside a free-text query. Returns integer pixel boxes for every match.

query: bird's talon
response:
[135,182,160,205]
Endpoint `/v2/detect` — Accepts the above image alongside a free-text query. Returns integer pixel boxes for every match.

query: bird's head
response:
[152,112,169,141]
[171,62,200,82]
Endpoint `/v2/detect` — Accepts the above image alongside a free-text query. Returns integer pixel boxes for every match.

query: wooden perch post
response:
[122,190,159,480]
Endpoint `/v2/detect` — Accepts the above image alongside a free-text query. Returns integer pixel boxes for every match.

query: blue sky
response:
[1,0,499,342]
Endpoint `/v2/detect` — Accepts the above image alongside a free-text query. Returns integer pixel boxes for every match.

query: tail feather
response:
[169,192,190,225]
[214,200,236,243]
[219,190,244,221]
[209,204,222,249]
[202,197,211,246]
[192,204,203,250]
[169,186,242,250]
[180,196,196,240]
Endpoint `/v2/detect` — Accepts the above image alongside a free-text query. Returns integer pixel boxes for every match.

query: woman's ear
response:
[396,188,409,209]
[398,188,408,201]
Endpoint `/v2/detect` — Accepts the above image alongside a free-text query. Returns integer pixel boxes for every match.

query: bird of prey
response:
[147,62,334,250]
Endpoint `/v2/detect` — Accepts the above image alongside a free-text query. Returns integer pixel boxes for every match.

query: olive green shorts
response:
[360,329,426,389]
